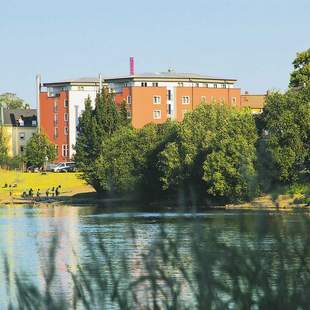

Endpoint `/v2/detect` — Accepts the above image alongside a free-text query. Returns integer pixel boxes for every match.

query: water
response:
[0,204,309,309]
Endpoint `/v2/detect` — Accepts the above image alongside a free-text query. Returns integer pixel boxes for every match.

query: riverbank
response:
[0,169,309,211]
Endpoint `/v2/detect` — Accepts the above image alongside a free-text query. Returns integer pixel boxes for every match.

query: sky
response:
[0,0,309,107]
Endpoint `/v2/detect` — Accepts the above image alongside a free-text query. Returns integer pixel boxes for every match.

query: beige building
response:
[0,108,37,157]
[240,92,267,114]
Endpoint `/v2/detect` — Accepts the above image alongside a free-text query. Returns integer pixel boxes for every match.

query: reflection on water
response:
[0,205,309,308]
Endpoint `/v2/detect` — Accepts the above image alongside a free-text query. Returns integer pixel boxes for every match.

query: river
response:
[0,204,309,309]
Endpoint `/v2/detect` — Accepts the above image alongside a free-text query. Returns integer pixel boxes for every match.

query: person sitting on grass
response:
[46,188,49,198]
[28,188,33,198]
[55,186,60,197]
[36,189,41,199]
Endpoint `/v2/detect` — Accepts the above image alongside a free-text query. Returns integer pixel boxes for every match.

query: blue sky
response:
[0,0,309,106]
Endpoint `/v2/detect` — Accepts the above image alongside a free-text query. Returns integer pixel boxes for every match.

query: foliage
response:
[258,85,310,185]
[0,92,29,109]
[74,89,130,191]
[158,104,258,202]
[289,48,310,88]
[24,131,56,168]
[0,126,8,165]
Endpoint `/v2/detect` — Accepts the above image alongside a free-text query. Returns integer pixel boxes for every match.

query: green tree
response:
[0,126,8,165]
[0,93,29,109]
[289,48,310,88]
[75,89,131,191]
[158,104,258,202]
[24,132,56,168]
[259,86,310,184]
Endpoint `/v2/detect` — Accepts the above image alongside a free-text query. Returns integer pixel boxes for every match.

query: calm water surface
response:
[0,204,308,308]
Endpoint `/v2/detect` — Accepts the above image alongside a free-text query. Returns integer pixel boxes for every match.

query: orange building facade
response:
[39,72,262,162]
[108,72,241,128]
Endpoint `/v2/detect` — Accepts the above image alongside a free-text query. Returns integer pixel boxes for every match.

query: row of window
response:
[53,99,69,112]
[54,144,69,157]
[126,96,237,105]
[54,127,69,138]
[54,113,69,124]
[139,82,228,88]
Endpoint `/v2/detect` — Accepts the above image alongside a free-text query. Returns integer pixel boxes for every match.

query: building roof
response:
[43,71,237,87]
[1,109,37,127]
[105,71,237,83]
[43,77,104,87]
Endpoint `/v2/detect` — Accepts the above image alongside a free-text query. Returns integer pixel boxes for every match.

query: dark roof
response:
[1,109,37,127]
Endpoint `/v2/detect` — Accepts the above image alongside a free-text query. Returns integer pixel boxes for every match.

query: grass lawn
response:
[0,169,94,201]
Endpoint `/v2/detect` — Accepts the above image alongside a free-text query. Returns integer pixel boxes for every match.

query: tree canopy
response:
[0,126,8,165]
[289,48,310,88]
[0,93,29,109]
[24,132,56,168]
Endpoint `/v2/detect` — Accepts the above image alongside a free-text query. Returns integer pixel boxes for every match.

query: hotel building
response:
[39,71,253,162]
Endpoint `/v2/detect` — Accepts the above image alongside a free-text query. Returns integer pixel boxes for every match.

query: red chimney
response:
[130,57,134,75]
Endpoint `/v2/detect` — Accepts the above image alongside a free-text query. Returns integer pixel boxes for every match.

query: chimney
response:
[36,74,41,130]
[130,56,135,75]
[99,73,102,92]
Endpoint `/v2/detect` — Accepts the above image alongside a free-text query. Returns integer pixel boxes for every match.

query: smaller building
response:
[0,108,37,157]
[240,92,267,114]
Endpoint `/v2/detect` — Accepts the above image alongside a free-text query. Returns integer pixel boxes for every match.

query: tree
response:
[74,89,131,191]
[0,126,8,165]
[0,93,29,109]
[158,104,258,202]
[259,86,310,184]
[289,48,310,88]
[24,132,56,168]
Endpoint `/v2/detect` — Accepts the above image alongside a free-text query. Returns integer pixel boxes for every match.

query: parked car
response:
[53,162,76,172]
[46,163,59,172]
[27,165,40,173]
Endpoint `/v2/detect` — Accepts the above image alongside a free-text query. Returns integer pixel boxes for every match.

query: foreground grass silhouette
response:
[2,213,310,309]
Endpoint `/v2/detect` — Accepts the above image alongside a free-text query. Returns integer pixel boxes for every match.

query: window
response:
[62,144,69,157]
[141,82,147,87]
[153,96,161,104]
[54,127,58,139]
[64,113,69,122]
[78,86,84,91]
[201,96,206,102]
[167,90,172,100]
[127,111,132,119]
[64,127,69,135]
[204,83,209,88]
[181,96,190,104]
[19,132,25,140]
[222,84,227,88]
[32,120,37,127]
[195,83,199,87]
[153,110,161,119]
[64,99,69,108]
[54,114,58,126]
[54,100,58,112]
[213,84,218,88]
[152,82,159,87]
[231,97,237,106]
[127,95,132,104]
[178,82,184,87]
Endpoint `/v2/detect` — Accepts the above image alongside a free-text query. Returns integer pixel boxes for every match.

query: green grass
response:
[0,169,93,201]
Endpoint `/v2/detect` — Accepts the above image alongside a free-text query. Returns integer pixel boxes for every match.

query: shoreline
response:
[0,191,309,212]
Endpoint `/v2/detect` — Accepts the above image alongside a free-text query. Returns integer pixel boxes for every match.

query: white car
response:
[52,162,76,172]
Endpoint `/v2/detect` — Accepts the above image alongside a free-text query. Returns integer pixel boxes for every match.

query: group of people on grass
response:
[21,185,61,200]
